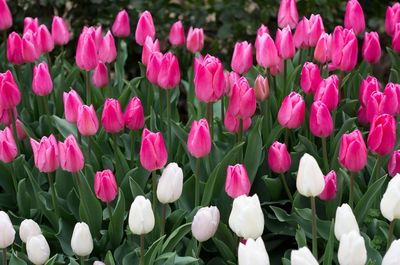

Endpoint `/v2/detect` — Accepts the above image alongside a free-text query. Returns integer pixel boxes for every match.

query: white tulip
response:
[334,203,359,241]
[157,162,183,204]
[0,211,15,249]
[238,237,270,265]
[296,153,325,197]
[0,211,12,225]
[229,194,264,239]
[128,195,155,235]
[380,175,400,222]
[382,239,400,265]
[290,247,319,265]
[338,231,367,265]
[93,262,106,265]
[26,234,50,265]
[191,206,220,242]
[71,222,93,257]
[19,219,42,243]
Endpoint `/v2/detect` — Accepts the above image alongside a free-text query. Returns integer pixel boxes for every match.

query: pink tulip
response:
[76,30,98,71]
[276,26,295,59]
[277,92,305,129]
[392,23,400,53]
[293,16,309,49]
[98,31,117,63]
[101,98,124,133]
[386,3,400,36]
[257,24,269,36]
[32,62,53,96]
[226,77,256,120]
[124,96,145,131]
[388,150,400,177]
[359,75,380,106]
[314,75,339,111]
[367,114,397,156]
[0,70,21,109]
[142,36,160,66]
[30,135,59,173]
[357,105,368,126]
[309,14,325,47]
[140,128,168,171]
[186,27,204,53]
[112,9,131,38]
[63,89,83,123]
[224,110,251,133]
[23,17,38,34]
[146,51,163,85]
[224,71,240,97]
[300,62,321,94]
[37,24,54,53]
[58,135,84,173]
[94,169,118,203]
[0,0,12,30]
[344,0,365,35]
[16,119,25,140]
[187,119,211,158]
[254,75,269,101]
[385,83,400,114]
[331,26,358,71]
[135,10,155,45]
[270,58,284,77]
[0,107,16,126]
[255,33,280,69]
[169,20,185,46]
[339,129,367,172]
[268,141,291,173]
[310,101,333,138]
[77,104,99,136]
[51,16,70,46]
[231,41,253,74]
[82,26,103,50]
[362,32,381,64]
[314,33,332,64]
[278,0,298,29]
[7,32,24,65]
[225,164,251,199]
[319,170,337,201]
[366,90,397,123]
[92,61,109,88]
[22,30,39,63]
[0,127,17,163]
[194,54,224,102]
[158,52,180,89]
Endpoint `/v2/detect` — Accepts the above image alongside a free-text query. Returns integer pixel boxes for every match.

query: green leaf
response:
[322,220,335,265]
[295,226,307,248]
[213,237,236,262]
[244,118,263,183]
[162,222,192,253]
[52,115,77,139]
[144,235,166,265]
[10,252,28,265]
[104,251,116,265]
[108,190,126,247]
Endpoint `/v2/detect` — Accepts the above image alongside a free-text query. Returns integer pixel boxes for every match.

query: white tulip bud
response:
[191,206,220,242]
[290,247,319,265]
[26,234,50,265]
[229,194,264,239]
[19,219,42,243]
[0,211,15,249]
[0,211,12,225]
[296,153,325,197]
[93,262,106,265]
[157,162,183,204]
[334,203,359,241]
[380,175,400,222]
[129,196,155,235]
[382,239,400,265]
[238,237,270,265]
[71,222,93,257]
[338,231,367,265]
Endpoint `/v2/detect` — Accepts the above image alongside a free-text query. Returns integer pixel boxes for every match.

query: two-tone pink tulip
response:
[135,11,155,45]
[58,135,84,173]
[187,119,211,158]
[194,54,224,102]
[140,129,168,171]
[367,114,397,156]
[169,21,185,46]
[344,0,365,35]
[277,92,305,129]
[231,41,253,74]
[225,164,251,199]
[112,9,130,38]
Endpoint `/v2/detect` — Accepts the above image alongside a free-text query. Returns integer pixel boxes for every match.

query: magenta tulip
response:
[277,0,298,29]
[277,92,305,129]
[268,141,291,173]
[386,3,400,37]
[37,24,54,54]
[23,17,38,34]
[276,26,295,59]
[367,114,397,156]
[51,16,70,46]
[314,75,339,111]
[257,24,269,36]
[146,51,163,86]
[7,32,24,65]
[124,96,145,131]
[112,9,131,38]
[22,30,39,63]
[300,62,321,94]
[63,89,83,123]
[158,52,180,89]
[314,33,332,64]
[226,77,256,120]
[101,98,124,133]
[169,21,185,46]
[224,71,240,97]
[359,75,380,106]
[310,101,333,138]
[92,61,109,89]
[76,30,98,71]
[94,169,118,203]
[331,26,358,71]
[0,127,17,163]
[186,27,204,53]
[58,135,84,173]
[309,14,325,47]
[77,105,99,136]
[224,110,251,133]
[293,16,309,49]
[139,129,168,171]
[362,32,381,64]
[231,41,253,74]
[255,33,281,69]
[0,0,12,30]
[319,170,337,201]
[135,10,155,45]
[344,0,365,35]
[0,70,21,109]
[142,36,160,66]
[339,129,367,172]
[30,135,59,173]
[187,119,211,158]
[392,23,400,53]
[98,31,117,63]
[225,164,251,199]
[32,62,53,96]
[388,150,400,177]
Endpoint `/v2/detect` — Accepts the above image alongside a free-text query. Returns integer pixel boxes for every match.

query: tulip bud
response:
[93,262,105,265]
[157,162,183,204]
[309,101,333,138]
[101,98,124,133]
[169,21,185,46]
[187,118,211,158]
[0,0,12,30]
[380,175,400,221]
[227,77,256,120]
[231,41,253,74]
[334,203,360,241]
[367,114,397,156]
[37,24,54,54]
[52,16,70,46]
[146,51,163,86]
[7,32,24,65]
[229,194,264,239]
[140,129,168,171]
[386,3,400,37]
[98,31,117,64]
[30,135,59,173]
[186,27,204,53]
[384,83,400,115]
[92,61,109,89]
[27,235,50,265]
[32,62,53,96]
[300,62,321,94]
[268,141,291,174]
[63,89,83,123]
[314,33,332,64]
[314,75,339,111]
[339,129,368,172]
[277,92,305,129]
[129,195,155,235]
[158,52,180,89]
[319,170,337,201]
[77,104,98,136]
[365,91,395,123]
[135,11,155,45]
[141,36,160,66]
[19,219,42,243]
[309,14,325,47]
[393,23,400,53]
[22,30,40,63]
[253,75,269,101]
[0,211,15,249]
[0,127,17,163]
[225,164,251,199]
[71,222,93,257]
[344,0,365,35]
[276,26,295,59]
[224,110,252,133]
[238,237,270,265]
[58,135,84,173]
[112,10,130,38]
[362,32,381,64]
[388,150,400,177]
[224,71,240,97]
[192,206,220,242]
[255,33,280,69]
[331,26,358,72]
[94,169,118,203]
[296,153,325,197]
[382,239,400,265]
[0,70,21,109]
[257,25,269,36]
[290,247,319,265]
[359,75,380,106]
[338,231,367,265]
[24,17,39,34]
[124,96,145,131]
[76,31,98,71]
[277,0,298,29]
[294,16,309,49]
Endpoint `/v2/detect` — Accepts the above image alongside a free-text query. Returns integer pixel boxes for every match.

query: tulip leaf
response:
[104,251,116,265]
[244,117,263,184]
[10,252,27,265]
[322,220,335,265]
[144,235,166,265]
[295,226,307,248]
[162,222,192,253]
[108,190,126,248]
[52,115,77,139]
[213,237,236,262]
[16,179,31,217]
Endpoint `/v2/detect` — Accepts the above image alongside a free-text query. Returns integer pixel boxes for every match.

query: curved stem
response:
[220,97,224,123]
[279,173,293,203]
[11,162,17,192]
[206,102,213,138]
[321,137,329,173]
[195,158,201,207]
[140,234,145,265]
[387,220,396,250]
[87,136,91,163]
[238,119,243,163]
[284,59,288,96]
[85,71,91,105]
[370,155,382,185]
[349,172,354,209]
[311,196,318,259]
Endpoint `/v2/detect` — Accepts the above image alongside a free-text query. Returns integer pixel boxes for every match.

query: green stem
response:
[46,53,52,71]
[85,71,91,105]
[387,220,396,250]
[195,158,201,207]
[161,204,166,237]
[311,196,318,259]
[280,173,293,203]
[140,234,145,265]
[152,171,157,211]
[9,109,20,154]
[166,89,171,159]
[107,203,113,220]
[196,241,202,258]
[73,172,81,198]
[321,137,329,173]
[87,136,91,163]
[238,119,243,163]
[284,128,289,147]
[2,248,7,265]
[349,172,354,209]
[220,97,225,123]
[10,162,17,193]
[130,130,135,168]
[206,102,213,137]
[298,49,303,65]
[47,172,59,218]
[370,155,383,184]
[80,255,84,265]
[284,59,288,96]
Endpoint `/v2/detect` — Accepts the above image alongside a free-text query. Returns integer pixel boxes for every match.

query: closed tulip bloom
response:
[98,31,117,63]
[331,26,358,71]
[112,9,130,38]
[58,135,84,173]
[30,135,59,173]
[300,62,321,94]
[76,31,98,71]
[255,33,280,69]
[227,77,256,120]
[257,24,269,36]
[187,118,211,158]
[52,16,70,46]
[22,30,39,63]
[386,3,400,37]
[157,162,183,204]
[314,75,339,111]
[338,231,367,265]
[367,114,397,156]
[224,110,252,133]
[362,32,381,64]
[32,62,53,96]
[27,235,50,265]
[359,75,380,106]
[339,130,367,172]
[169,20,185,46]
[124,96,144,130]
[7,32,24,65]
[238,237,270,265]
[94,169,118,203]
[158,52,180,89]
[0,107,15,125]
[91,61,109,89]
[141,36,160,66]
[380,174,400,221]
[224,70,240,97]
[231,41,253,74]
[135,10,155,45]
[278,0,298,29]
[388,150,400,177]
[229,194,264,239]
[268,141,291,173]
[71,222,93,257]
[101,98,124,133]
[310,101,333,138]
[81,26,102,50]
[253,75,269,101]
[186,27,204,53]
[392,23,400,53]
[385,83,400,114]
[0,127,17,163]
[290,247,319,265]
[0,70,20,109]
[314,33,332,64]
[225,164,251,199]
[37,24,54,53]
[309,14,325,47]
[319,170,337,201]
[296,153,325,197]
[0,211,14,249]
[94,262,106,265]
[293,17,309,49]
[365,91,395,123]
[140,129,168,171]
[194,54,224,102]
[23,17,39,34]
[334,203,360,241]
[146,51,163,86]
[63,89,83,123]
[192,206,220,242]
[0,0,12,30]
[382,239,400,265]
[344,0,365,35]
[19,219,42,243]
[277,92,305,129]
[129,195,155,235]
[276,26,295,59]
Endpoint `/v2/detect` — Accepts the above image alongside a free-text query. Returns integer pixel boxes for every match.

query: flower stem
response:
[195,158,201,207]
[220,97,225,123]
[238,119,243,163]
[161,204,166,237]
[387,220,396,250]
[166,89,171,159]
[321,137,329,172]
[2,248,7,265]
[284,59,288,96]
[85,70,91,105]
[311,196,318,259]
[80,255,84,265]
[152,171,157,211]
[370,155,382,184]
[87,136,91,163]
[280,173,293,203]
[349,172,354,209]
[11,162,17,193]
[206,102,213,137]
[140,234,145,265]
[107,203,113,220]
[47,172,59,218]
[196,241,202,258]
[9,109,20,154]
[130,130,135,168]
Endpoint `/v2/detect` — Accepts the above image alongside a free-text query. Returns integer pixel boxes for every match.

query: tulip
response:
[253,75,269,101]
[382,239,400,265]
[192,206,220,242]
[255,33,280,69]
[227,77,256,120]
[238,237,270,265]
[0,70,20,109]
[309,101,333,138]
[124,97,145,130]
[367,114,397,156]
[7,32,24,65]
[52,16,70,45]
[129,195,155,235]
[224,110,252,133]
[339,129,368,172]
[290,247,319,265]
[300,62,321,94]
[22,30,39,63]
[0,211,15,249]
[268,141,291,173]
[277,0,298,29]
[32,62,53,96]
[362,32,381,64]
[24,17,39,34]
[334,203,360,241]
[16,119,26,140]
[229,194,264,239]
[0,127,17,163]
[37,24,54,54]
[101,98,124,133]
[30,135,59,173]
[111,9,130,38]
[76,31,98,71]
[337,231,367,265]
[386,3,400,37]
[331,26,358,71]
[186,27,204,53]
[157,162,183,204]
[365,91,396,123]
[257,24,269,36]
[309,14,325,47]
[224,71,240,97]
[225,164,251,199]
[146,51,163,86]
[194,54,225,102]
[140,129,168,171]
[141,36,160,66]
[380,175,400,221]
[0,0,12,30]
[314,33,332,64]
[157,52,180,89]
[275,26,295,59]
[82,26,102,49]
[91,61,109,89]
[94,169,118,203]
[359,75,380,106]
[187,118,211,158]
[388,150,400,177]
[357,105,368,126]
[19,219,42,243]
[231,41,253,74]
[77,104,99,136]
[58,135,84,173]
[94,262,106,265]
[293,17,309,49]
[392,23,400,53]
[71,222,93,257]
[296,153,325,197]
[277,92,305,129]
[98,31,117,63]
[314,75,339,111]
[384,83,400,115]
[169,21,185,46]
[26,235,50,265]
[344,0,365,35]
[135,10,155,45]
[63,89,83,123]
[0,107,15,125]
[319,170,337,201]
